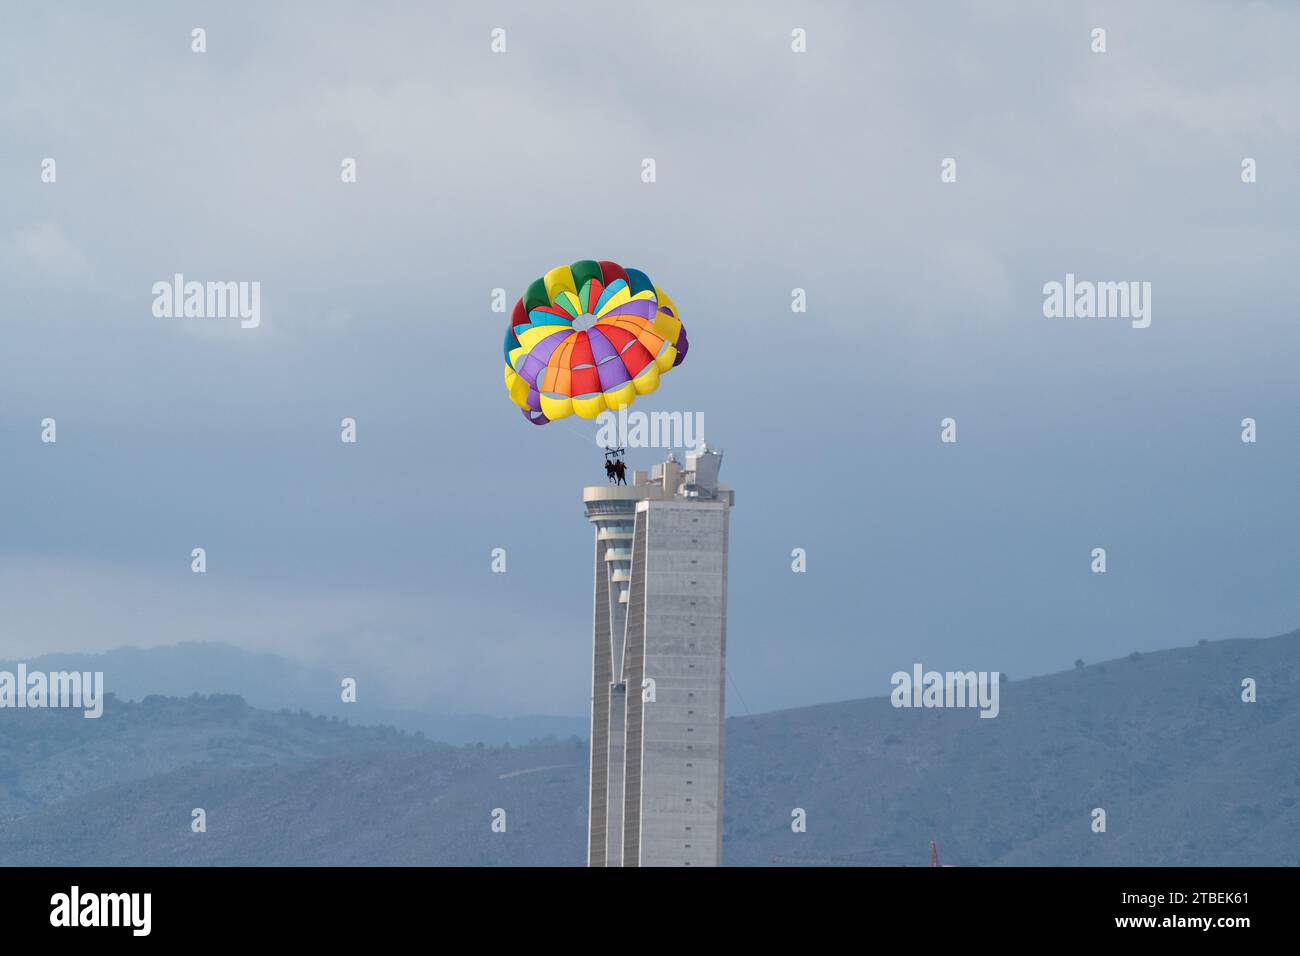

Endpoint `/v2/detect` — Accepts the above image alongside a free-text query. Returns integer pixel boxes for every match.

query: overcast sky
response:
[2,1,1298,717]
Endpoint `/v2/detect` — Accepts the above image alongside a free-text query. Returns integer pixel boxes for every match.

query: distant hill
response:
[0,735,588,867]
[0,693,435,819]
[0,643,587,746]
[1,629,1296,865]
[724,628,1300,866]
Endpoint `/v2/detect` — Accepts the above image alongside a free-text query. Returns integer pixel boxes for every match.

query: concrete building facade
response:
[583,446,734,867]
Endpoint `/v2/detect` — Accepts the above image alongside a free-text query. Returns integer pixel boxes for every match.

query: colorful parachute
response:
[502,259,688,425]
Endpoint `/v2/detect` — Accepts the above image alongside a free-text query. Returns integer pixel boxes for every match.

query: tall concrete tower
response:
[583,446,734,866]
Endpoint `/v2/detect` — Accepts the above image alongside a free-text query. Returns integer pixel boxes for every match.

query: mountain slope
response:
[1,630,1296,865]
[0,643,587,746]
[0,693,431,818]
[724,630,1300,866]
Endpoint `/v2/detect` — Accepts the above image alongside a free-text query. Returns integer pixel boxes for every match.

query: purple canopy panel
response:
[586,326,619,363]
[588,328,632,390]
[516,328,572,388]
[603,298,658,322]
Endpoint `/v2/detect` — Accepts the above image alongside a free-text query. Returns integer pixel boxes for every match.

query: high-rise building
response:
[583,446,734,867]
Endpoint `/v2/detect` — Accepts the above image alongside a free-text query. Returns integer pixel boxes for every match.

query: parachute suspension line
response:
[552,415,623,475]
[545,415,628,483]
[727,669,752,717]
[550,414,599,449]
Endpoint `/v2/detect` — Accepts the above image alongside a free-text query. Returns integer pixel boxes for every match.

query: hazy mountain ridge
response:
[0,643,588,746]
[724,630,1300,866]
[1,630,1296,865]
[0,693,434,818]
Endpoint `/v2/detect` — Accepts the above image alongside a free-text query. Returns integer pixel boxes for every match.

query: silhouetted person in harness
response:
[614,459,627,485]
[604,460,615,483]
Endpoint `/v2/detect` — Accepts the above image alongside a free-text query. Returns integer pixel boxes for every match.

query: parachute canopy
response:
[502,259,688,425]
